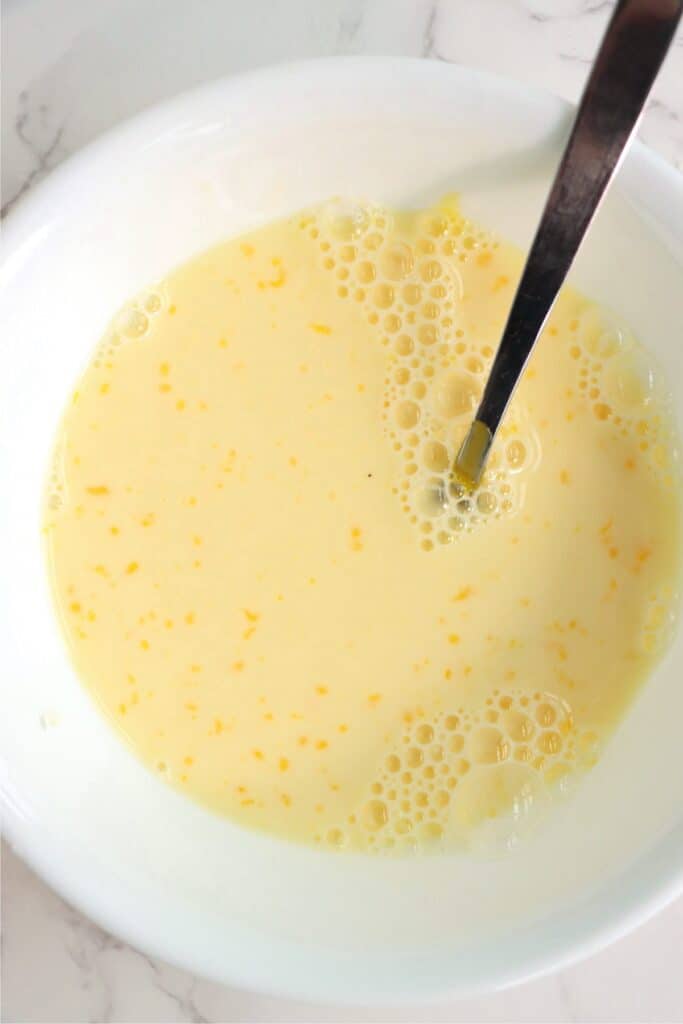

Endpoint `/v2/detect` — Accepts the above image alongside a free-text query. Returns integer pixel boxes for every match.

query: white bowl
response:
[1,58,683,1005]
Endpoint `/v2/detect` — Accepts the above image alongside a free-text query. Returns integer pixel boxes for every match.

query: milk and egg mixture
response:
[44,199,680,853]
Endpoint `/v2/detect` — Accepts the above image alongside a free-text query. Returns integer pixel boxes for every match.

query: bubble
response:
[418,324,439,347]
[535,702,556,727]
[433,372,479,420]
[395,334,414,356]
[537,731,563,755]
[357,261,376,284]
[373,284,395,310]
[476,491,497,515]
[380,243,414,281]
[603,353,654,410]
[469,726,509,764]
[422,441,449,473]
[403,283,423,305]
[386,754,401,773]
[502,710,534,742]
[506,440,527,469]
[406,747,424,768]
[362,799,388,831]
[364,232,383,251]
[415,723,434,744]
[417,483,448,518]
[421,301,440,321]
[396,401,420,429]
[117,307,149,338]
[325,203,370,240]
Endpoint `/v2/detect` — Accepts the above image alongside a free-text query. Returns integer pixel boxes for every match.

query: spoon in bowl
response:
[452,0,683,491]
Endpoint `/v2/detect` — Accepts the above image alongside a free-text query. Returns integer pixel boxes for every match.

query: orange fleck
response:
[252,749,264,761]
[140,639,149,650]
[309,322,332,335]
[452,586,473,602]
[109,526,120,536]
[184,756,194,766]
[243,609,260,623]
[86,485,110,496]
[338,724,349,733]
[159,362,170,376]
[368,693,382,705]
[99,382,110,395]
[232,660,245,672]
[69,601,81,613]
[448,633,460,645]
[185,612,195,624]
[125,561,139,574]
[315,739,329,750]
[240,242,254,257]
[279,757,289,772]
[315,685,329,696]
[168,304,177,315]
[559,470,570,485]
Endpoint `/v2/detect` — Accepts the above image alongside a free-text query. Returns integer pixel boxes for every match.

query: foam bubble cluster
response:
[305,200,540,549]
[92,288,165,369]
[564,306,675,481]
[323,689,593,853]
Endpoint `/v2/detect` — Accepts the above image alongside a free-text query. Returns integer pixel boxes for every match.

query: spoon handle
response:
[456,0,682,485]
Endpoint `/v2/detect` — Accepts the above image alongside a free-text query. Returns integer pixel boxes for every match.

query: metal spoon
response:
[453,0,683,490]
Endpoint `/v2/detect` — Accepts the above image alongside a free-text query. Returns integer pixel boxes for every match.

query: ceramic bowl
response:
[1,58,682,1004]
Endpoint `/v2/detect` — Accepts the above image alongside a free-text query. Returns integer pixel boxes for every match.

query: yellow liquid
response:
[44,198,681,853]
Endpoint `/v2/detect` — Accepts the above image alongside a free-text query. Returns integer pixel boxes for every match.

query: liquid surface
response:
[44,198,681,853]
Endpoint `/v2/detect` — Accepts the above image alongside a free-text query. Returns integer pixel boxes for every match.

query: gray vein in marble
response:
[557,50,592,64]
[422,0,447,62]
[335,0,365,50]
[134,950,210,1024]
[2,92,67,217]
[582,0,615,17]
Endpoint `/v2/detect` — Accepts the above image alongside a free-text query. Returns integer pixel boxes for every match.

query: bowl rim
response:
[2,55,683,1006]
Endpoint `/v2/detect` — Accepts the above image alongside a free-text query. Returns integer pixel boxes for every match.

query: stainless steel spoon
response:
[453,0,683,490]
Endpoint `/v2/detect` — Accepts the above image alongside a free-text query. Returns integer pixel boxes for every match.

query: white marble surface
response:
[2,1,683,1020]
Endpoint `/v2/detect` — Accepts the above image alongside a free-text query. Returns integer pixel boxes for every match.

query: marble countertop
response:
[2,1,682,1021]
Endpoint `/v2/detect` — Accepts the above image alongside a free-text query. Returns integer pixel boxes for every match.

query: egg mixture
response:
[44,198,680,853]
